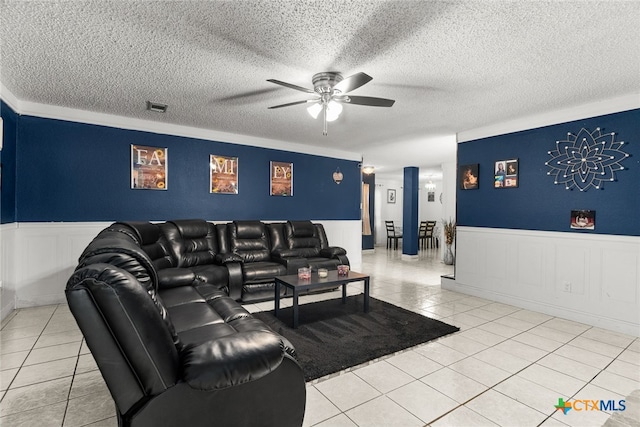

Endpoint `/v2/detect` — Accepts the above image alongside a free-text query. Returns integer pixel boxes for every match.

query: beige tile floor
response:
[1,248,639,426]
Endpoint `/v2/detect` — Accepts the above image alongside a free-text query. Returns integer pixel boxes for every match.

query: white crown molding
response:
[457,93,640,143]
[0,83,361,162]
[0,82,20,112]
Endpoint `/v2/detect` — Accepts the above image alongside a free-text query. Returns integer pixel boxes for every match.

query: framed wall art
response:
[571,210,595,230]
[210,155,238,194]
[270,161,293,196]
[387,189,396,203]
[131,145,167,190]
[459,164,479,190]
[495,159,518,188]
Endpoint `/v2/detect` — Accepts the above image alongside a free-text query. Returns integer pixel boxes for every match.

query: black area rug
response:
[253,294,459,382]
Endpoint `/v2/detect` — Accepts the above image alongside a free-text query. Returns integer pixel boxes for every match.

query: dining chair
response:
[418,221,428,249]
[419,221,438,249]
[426,220,437,248]
[385,221,402,249]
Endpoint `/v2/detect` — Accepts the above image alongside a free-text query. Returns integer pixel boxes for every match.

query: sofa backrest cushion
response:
[77,236,180,346]
[266,223,287,254]
[96,222,142,244]
[161,220,218,268]
[79,235,159,293]
[285,221,321,257]
[115,222,175,271]
[66,264,180,414]
[230,221,271,263]
[314,223,331,249]
[216,223,231,254]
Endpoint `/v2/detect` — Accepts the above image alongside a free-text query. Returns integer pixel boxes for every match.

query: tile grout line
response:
[0,305,59,399]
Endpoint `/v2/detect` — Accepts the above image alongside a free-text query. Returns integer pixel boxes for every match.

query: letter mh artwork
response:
[546,127,629,191]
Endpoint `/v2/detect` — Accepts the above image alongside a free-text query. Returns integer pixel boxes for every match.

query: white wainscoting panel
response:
[6,222,111,312]
[1,223,19,321]
[314,220,362,272]
[1,220,362,317]
[446,226,640,336]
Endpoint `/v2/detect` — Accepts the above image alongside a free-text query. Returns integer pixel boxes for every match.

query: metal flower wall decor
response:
[546,127,629,191]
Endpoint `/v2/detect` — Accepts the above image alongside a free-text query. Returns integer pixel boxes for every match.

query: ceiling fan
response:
[267,72,395,136]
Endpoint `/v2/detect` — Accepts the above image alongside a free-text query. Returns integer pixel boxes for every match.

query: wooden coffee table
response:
[274,270,370,328]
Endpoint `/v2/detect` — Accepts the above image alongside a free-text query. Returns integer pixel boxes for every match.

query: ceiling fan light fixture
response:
[362,165,375,175]
[307,102,322,119]
[268,71,395,136]
[325,100,343,122]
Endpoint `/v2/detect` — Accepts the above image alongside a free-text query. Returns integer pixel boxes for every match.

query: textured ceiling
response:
[1,1,639,178]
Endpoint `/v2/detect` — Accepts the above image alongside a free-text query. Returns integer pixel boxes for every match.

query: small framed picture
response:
[571,210,595,230]
[270,161,293,196]
[387,189,396,203]
[459,164,479,190]
[495,159,518,188]
[427,191,435,202]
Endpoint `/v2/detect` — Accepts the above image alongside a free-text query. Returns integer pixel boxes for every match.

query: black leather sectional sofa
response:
[65,219,349,426]
[105,219,349,303]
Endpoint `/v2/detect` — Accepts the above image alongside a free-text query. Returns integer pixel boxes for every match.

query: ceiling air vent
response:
[146,101,168,113]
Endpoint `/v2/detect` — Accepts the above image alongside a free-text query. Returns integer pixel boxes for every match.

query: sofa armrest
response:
[215,252,243,264]
[320,247,347,258]
[157,268,197,289]
[182,330,284,390]
[226,262,243,301]
[272,256,309,275]
[272,249,301,258]
[335,254,349,266]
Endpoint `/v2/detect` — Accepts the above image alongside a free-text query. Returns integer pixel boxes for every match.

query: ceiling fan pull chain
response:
[323,104,328,136]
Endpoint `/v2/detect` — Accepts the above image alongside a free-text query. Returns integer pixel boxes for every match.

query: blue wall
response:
[1,106,361,223]
[1,101,18,224]
[402,167,419,255]
[457,108,640,236]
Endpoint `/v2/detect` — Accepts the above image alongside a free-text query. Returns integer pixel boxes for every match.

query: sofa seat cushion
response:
[208,297,252,322]
[193,283,228,302]
[159,287,206,308]
[242,262,286,283]
[189,264,229,286]
[166,302,225,333]
[177,322,237,347]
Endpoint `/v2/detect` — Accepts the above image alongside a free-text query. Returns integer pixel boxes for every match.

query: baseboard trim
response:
[1,294,16,322]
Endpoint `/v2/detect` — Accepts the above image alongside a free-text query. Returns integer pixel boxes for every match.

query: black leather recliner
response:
[160,219,230,289]
[228,221,289,303]
[284,221,349,271]
[68,228,306,427]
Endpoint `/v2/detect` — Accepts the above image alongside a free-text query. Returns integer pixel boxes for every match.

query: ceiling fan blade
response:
[266,79,315,94]
[333,72,373,93]
[268,99,316,109]
[342,95,395,107]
